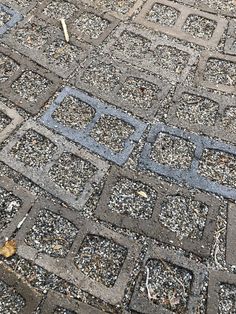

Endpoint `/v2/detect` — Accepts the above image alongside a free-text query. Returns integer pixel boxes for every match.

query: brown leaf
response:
[0,240,17,258]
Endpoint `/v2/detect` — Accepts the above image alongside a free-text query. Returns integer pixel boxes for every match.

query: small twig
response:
[145,266,152,300]
[215,226,226,234]
[214,241,221,268]
[213,222,226,268]
[159,258,186,296]
[60,18,69,42]
[17,214,28,229]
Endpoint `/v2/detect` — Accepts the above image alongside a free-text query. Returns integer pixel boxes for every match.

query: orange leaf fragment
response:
[0,240,17,258]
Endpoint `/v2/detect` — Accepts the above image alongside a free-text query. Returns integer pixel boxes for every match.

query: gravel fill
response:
[74,12,110,39]
[74,234,128,287]
[108,177,157,219]
[0,110,12,132]
[197,0,236,15]
[153,45,189,74]
[176,92,219,126]
[43,40,81,68]
[12,0,37,7]
[0,10,11,27]
[159,194,209,240]
[10,129,57,168]
[54,307,76,314]
[11,70,52,102]
[52,95,95,130]
[1,255,75,294]
[0,53,19,83]
[42,0,78,19]
[219,283,236,314]
[114,30,151,59]
[89,0,136,14]
[25,208,79,257]
[117,77,160,110]
[49,153,97,195]
[182,14,217,39]
[222,106,236,131]
[147,3,179,26]
[13,22,51,49]
[204,58,236,86]
[150,133,195,169]
[0,280,26,314]
[0,186,21,231]
[231,40,236,51]
[140,259,193,313]
[90,115,135,153]
[1,255,116,313]
[80,60,122,92]
[199,149,236,188]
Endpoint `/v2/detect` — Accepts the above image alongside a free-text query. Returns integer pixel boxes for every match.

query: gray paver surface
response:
[0,0,236,313]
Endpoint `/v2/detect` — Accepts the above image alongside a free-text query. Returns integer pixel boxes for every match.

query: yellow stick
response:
[60,18,69,42]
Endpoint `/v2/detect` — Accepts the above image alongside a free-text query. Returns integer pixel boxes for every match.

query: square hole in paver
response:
[139,259,193,313]
[153,46,189,74]
[74,234,128,287]
[150,133,195,170]
[48,153,97,195]
[0,110,12,132]
[0,186,22,232]
[74,12,110,40]
[43,40,82,68]
[182,15,217,40]
[198,149,236,188]
[146,3,180,26]
[114,30,151,59]
[25,208,79,257]
[90,0,136,14]
[230,40,236,52]
[0,280,26,313]
[90,115,135,153]
[51,95,95,130]
[176,93,219,126]
[13,22,51,49]
[11,71,52,102]
[0,52,19,83]
[219,283,236,314]
[117,77,160,110]
[13,0,39,7]
[204,58,236,86]
[80,60,122,92]
[197,0,236,13]
[54,307,76,314]
[10,129,57,168]
[42,0,78,19]
[222,107,236,131]
[108,177,158,219]
[159,194,209,240]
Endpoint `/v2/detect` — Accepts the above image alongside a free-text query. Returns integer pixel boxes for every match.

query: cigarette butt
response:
[60,18,69,42]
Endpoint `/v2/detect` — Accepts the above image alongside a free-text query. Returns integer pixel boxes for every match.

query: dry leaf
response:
[52,244,63,251]
[168,290,180,308]
[0,240,17,258]
[137,191,148,198]
[169,296,180,307]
